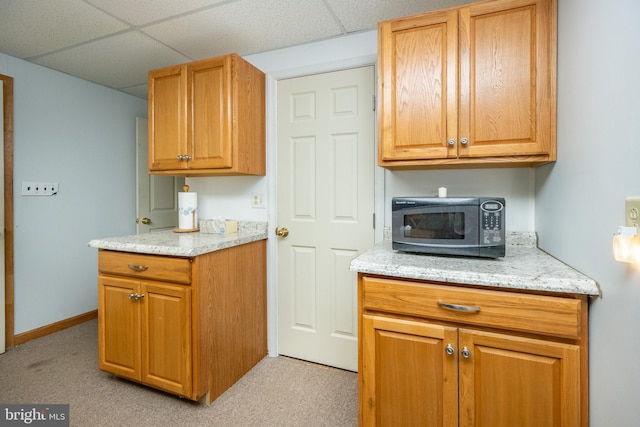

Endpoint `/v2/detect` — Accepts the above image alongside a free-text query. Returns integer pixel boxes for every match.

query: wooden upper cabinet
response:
[378,0,556,169]
[148,54,265,176]
[188,57,231,170]
[148,65,187,171]
[378,10,459,162]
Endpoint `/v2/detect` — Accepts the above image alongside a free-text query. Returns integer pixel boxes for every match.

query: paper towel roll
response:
[178,191,198,230]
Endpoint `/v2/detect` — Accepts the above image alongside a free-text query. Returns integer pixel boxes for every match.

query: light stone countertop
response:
[350,239,600,297]
[88,221,268,257]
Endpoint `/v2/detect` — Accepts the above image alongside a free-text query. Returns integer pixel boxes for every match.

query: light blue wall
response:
[0,53,147,334]
[536,0,640,424]
[2,0,633,422]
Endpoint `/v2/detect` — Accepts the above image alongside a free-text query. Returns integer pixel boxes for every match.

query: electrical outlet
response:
[22,181,59,196]
[625,197,640,228]
[251,193,265,209]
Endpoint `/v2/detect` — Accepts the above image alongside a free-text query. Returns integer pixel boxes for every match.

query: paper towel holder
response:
[174,184,200,233]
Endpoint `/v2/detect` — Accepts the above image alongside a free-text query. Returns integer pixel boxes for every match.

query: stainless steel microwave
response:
[392,197,505,258]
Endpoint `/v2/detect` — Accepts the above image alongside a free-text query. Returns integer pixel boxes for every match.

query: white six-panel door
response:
[276,66,375,371]
[136,117,184,233]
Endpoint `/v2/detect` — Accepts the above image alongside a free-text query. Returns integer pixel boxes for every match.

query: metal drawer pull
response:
[127,264,148,272]
[445,344,455,356]
[128,293,145,301]
[437,301,480,313]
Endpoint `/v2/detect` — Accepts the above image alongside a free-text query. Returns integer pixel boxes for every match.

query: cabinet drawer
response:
[362,276,582,339]
[99,251,191,284]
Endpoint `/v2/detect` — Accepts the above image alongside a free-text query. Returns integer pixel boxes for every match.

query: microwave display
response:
[404,212,465,240]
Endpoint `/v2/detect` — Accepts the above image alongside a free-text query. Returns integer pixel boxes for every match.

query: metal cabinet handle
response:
[128,293,145,301]
[460,137,469,145]
[437,301,480,313]
[127,264,148,272]
[461,346,471,359]
[447,138,456,146]
[177,155,191,160]
[445,344,455,356]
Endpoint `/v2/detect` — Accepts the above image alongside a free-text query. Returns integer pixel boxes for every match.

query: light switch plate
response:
[625,197,640,228]
[251,193,265,209]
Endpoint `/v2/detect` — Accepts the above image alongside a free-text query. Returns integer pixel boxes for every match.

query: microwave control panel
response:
[481,200,504,230]
[480,200,505,246]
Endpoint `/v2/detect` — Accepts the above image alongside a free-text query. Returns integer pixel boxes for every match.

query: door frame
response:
[1,74,14,349]
[265,56,384,357]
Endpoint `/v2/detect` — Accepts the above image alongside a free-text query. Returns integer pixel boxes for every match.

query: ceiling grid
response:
[0,0,471,98]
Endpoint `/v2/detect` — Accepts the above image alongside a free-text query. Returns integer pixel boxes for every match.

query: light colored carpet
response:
[0,319,358,426]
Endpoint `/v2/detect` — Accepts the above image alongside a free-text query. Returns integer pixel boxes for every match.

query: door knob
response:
[140,218,151,225]
[275,227,289,237]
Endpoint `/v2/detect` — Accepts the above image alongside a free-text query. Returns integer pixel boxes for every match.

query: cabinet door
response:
[378,9,458,162]
[98,276,141,381]
[187,56,233,170]
[458,329,580,427]
[140,281,192,397]
[458,0,555,159]
[361,314,458,427]
[149,64,188,171]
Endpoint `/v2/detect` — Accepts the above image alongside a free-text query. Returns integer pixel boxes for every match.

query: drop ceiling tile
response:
[0,0,128,58]
[120,83,149,100]
[32,31,191,90]
[326,0,474,32]
[86,0,228,26]
[143,0,344,60]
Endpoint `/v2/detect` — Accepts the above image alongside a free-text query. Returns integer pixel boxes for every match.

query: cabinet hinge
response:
[373,213,376,229]
[372,95,376,111]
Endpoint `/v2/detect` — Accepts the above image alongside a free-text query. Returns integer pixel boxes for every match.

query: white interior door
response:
[0,82,5,354]
[136,117,184,233]
[277,66,375,371]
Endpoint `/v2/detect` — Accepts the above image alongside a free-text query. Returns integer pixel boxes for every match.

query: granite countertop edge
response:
[88,221,268,257]
[350,240,601,297]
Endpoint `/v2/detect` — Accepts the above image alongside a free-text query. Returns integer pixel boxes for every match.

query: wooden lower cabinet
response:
[359,275,588,427]
[459,329,580,426]
[99,277,192,396]
[361,315,458,426]
[97,240,267,404]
